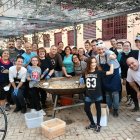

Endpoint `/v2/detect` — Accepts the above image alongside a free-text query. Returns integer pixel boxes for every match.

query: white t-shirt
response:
[127,64,140,86]
[138,50,140,61]
[9,66,27,83]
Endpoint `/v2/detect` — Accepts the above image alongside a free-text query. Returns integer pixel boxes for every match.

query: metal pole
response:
[74,23,77,47]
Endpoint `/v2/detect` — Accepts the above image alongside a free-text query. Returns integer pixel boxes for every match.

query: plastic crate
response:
[60,96,74,106]
[25,111,43,128]
[41,118,66,139]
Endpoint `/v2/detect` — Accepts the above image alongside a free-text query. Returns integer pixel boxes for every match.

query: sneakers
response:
[21,107,27,114]
[131,107,139,112]
[126,99,133,107]
[113,109,119,117]
[5,103,11,111]
[85,124,101,132]
[95,125,101,132]
[42,104,47,109]
[136,117,140,122]
[85,124,96,129]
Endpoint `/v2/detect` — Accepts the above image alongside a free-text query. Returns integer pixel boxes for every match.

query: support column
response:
[74,23,77,47]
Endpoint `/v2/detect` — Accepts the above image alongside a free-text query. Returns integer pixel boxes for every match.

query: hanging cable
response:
[0,0,22,15]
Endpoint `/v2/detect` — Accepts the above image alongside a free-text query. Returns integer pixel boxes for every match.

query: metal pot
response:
[35,76,85,95]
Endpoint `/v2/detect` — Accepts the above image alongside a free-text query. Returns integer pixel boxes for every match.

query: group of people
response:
[0,34,140,132]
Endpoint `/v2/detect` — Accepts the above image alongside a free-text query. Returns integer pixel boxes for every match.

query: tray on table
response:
[34,76,85,95]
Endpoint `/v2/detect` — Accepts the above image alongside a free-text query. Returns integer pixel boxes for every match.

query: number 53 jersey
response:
[85,70,106,100]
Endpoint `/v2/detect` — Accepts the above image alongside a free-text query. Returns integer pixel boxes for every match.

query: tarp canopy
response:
[0,0,140,37]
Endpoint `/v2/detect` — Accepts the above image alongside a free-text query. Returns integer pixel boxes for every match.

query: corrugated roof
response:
[0,0,140,37]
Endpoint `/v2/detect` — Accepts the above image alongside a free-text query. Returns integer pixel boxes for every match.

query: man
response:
[7,40,19,64]
[135,33,140,61]
[72,47,78,55]
[110,37,118,56]
[15,38,25,55]
[22,42,37,67]
[57,41,65,60]
[84,40,92,57]
[126,57,140,121]
[91,39,97,57]
[47,45,71,77]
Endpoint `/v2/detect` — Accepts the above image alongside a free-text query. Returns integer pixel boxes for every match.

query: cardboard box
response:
[41,118,66,139]
[91,103,109,126]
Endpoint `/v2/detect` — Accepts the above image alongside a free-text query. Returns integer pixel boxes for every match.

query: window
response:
[32,35,38,44]
[54,32,62,46]
[102,15,127,40]
[67,30,74,46]
[83,23,96,39]
[43,34,50,48]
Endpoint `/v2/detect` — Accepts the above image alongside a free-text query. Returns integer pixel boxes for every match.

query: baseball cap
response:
[135,33,140,41]
[96,40,105,48]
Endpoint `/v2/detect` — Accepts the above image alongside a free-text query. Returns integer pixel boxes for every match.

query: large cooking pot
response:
[35,76,85,95]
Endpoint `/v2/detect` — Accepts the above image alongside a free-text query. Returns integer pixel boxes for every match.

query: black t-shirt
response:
[0,59,13,83]
[40,57,53,73]
[85,70,106,99]
[15,48,25,56]
[109,47,118,56]
[46,53,63,71]
[59,50,65,60]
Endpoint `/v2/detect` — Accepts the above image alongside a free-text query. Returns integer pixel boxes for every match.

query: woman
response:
[32,43,38,54]
[120,41,139,111]
[80,57,113,132]
[0,50,13,111]
[38,47,54,108]
[9,56,27,113]
[78,48,88,62]
[96,39,121,117]
[72,54,87,76]
[63,46,75,76]
[84,40,92,57]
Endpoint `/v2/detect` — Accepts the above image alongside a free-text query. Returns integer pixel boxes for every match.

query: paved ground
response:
[0,96,140,140]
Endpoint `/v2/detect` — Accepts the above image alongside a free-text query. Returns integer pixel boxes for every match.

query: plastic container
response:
[41,118,66,139]
[25,111,43,128]
[60,96,74,106]
[91,103,109,126]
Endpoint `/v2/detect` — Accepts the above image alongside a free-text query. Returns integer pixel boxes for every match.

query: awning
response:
[0,0,140,37]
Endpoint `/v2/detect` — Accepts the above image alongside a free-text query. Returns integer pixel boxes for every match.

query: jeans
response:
[54,71,63,77]
[12,88,26,108]
[29,87,41,110]
[84,96,101,125]
[126,81,139,109]
[39,88,47,105]
[106,91,119,110]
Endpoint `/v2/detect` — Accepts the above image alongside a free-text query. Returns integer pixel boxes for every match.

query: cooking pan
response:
[34,76,85,95]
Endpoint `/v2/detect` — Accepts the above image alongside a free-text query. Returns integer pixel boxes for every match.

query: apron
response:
[99,55,121,92]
